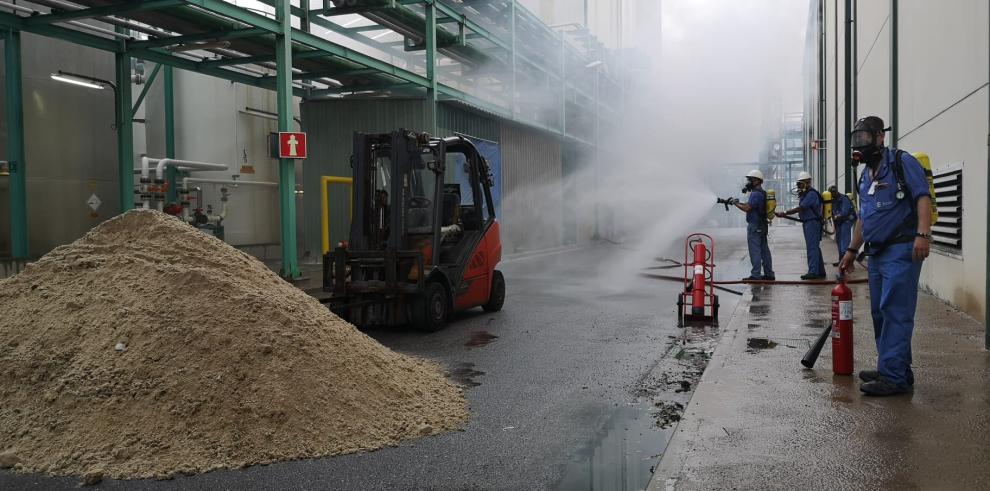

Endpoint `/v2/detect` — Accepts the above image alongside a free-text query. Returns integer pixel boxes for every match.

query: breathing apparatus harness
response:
[859,149,919,256]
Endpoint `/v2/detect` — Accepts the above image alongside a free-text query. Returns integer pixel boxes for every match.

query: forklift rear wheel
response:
[414,281,449,332]
[482,270,505,312]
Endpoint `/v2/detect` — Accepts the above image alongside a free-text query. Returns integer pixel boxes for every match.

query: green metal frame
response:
[132,62,162,118]
[0,0,619,270]
[116,49,134,213]
[275,0,299,279]
[4,29,27,258]
[164,66,178,203]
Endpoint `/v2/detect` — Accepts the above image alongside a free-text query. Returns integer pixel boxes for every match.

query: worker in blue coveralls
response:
[775,171,826,280]
[839,116,932,396]
[732,169,775,281]
[829,184,857,267]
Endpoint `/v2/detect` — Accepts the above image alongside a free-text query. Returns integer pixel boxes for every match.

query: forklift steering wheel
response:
[409,197,431,208]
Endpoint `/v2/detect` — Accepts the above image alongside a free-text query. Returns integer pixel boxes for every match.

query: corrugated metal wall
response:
[300,98,424,259]
[0,34,119,257]
[299,98,505,258]
[499,121,564,252]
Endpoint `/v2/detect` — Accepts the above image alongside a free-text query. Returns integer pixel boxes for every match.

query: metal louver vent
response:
[932,169,962,250]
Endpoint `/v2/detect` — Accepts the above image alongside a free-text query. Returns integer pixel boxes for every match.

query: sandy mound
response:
[0,210,467,480]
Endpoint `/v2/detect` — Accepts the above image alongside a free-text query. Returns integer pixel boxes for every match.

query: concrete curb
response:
[647,289,754,490]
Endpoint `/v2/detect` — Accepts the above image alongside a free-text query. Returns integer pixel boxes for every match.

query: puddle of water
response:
[554,401,672,491]
[447,362,485,387]
[748,304,771,318]
[465,330,499,348]
[746,337,778,351]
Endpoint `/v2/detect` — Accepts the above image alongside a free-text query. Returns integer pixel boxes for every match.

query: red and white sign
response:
[277,132,307,159]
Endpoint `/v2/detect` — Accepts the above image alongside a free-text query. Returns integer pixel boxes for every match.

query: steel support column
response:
[115,50,134,212]
[889,0,898,147]
[843,0,854,192]
[510,0,517,118]
[424,0,437,133]
[559,30,566,136]
[985,0,989,349]
[4,29,27,258]
[275,0,299,278]
[164,66,177,202]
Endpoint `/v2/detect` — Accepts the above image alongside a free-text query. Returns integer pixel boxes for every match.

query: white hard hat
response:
[797,171,812,182]
[746,169,764,180]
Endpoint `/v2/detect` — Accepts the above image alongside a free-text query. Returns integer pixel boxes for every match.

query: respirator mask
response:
[850,129,883,168]
[791,180,809,196]
[742,178,757,194]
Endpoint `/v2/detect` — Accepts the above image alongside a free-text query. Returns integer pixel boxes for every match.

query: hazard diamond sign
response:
[272,132,307,159]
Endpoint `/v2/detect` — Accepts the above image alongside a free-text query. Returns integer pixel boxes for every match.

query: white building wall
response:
[819,0,988,321]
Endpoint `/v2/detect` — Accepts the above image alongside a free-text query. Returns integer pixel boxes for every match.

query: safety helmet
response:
[746,169,764,181]
[797,171,812,182]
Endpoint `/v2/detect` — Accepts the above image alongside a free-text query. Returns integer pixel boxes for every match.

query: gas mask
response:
[791,180,810,196]
[742,178,757,194]
[850,129,884,168]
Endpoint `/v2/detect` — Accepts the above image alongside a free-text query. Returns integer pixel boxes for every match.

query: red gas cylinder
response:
[691,243,707,316]
[831,275,854,375]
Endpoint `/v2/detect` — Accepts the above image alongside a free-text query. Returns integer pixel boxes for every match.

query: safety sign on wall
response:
[269,132,308,159]
[86,194,102,211]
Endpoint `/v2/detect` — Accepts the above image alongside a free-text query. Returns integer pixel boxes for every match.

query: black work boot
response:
[859,370,914,386]
[860,377,911,396]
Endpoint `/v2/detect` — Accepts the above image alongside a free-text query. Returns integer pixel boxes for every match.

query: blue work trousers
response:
[835,220,854,258]
[746,223,773,278]
[868,242,923,387]
[802,221,826,276]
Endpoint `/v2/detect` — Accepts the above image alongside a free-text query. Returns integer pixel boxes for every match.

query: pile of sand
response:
[0,210,467,481]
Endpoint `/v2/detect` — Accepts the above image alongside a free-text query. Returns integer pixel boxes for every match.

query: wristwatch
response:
[916,232,932,240]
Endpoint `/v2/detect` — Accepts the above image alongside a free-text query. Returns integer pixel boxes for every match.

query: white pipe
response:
[154,159,227,181]
[183,178,277,187]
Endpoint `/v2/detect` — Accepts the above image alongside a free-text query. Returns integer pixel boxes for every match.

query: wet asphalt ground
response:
[1,233,749,491]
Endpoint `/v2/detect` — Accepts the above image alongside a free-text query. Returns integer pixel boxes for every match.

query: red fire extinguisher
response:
[691,243,707,316]
[831,274,854,375]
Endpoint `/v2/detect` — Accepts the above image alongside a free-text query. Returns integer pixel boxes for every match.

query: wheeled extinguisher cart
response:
[677,233,719,327]
[831,273,854,375]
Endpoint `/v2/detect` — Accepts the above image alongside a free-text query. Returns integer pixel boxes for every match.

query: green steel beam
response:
[275,0,299,279]
[4,29,28,258]
[199,54,275,68]
[424,0,437,133]
[24,0,184,26]
[308,81,417,97]
[184,0,282,34]
[0,12,122,52]
[131,62,162,118]
[260,67,380,82]
[164,66,177,203]
[116,50,135,212]
[127,27,268,50]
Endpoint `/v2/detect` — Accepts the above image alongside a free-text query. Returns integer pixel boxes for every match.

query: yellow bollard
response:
[321,176,353,255]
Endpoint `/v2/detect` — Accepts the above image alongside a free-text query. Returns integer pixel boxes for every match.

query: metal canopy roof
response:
[0,0,620,141]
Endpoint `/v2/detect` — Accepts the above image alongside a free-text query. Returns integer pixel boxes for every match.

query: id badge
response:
[868,181,877,196]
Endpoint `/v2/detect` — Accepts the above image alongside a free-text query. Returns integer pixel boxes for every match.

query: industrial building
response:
[803,0,989,328]
[0,0,629,274]
[1,1,989,489]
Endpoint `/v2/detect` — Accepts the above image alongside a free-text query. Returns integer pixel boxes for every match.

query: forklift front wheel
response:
[482,270,505,313]
[414,281,449,332]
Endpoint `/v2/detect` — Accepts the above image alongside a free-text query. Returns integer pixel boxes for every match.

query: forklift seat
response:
[442,192,460,226]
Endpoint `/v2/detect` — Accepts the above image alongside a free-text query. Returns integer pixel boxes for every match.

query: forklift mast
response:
[324,129,500,329]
